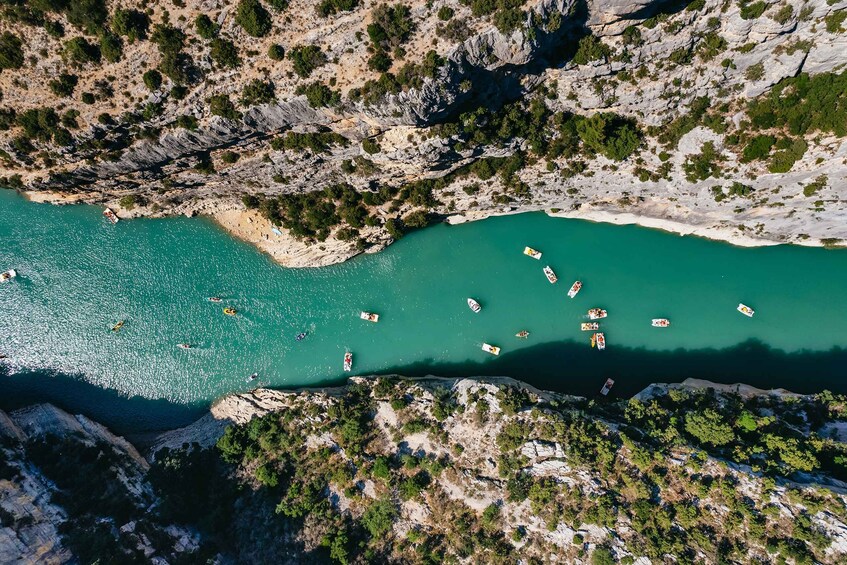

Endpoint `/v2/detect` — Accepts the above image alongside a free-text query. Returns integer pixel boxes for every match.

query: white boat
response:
[246,372,258,382]
[360,311,379,323]
[343,352,353,371]
[581,322,599,331]
[482,343,500,356]
[651,318,670,327]
[103,208,119,224]
[543,266,558,284]
[467,298,481,313]
[515,330,529,338]
[737,303,754,317]
[177,343,191,349]
[0,269,17,282]
[599,378,615,396]
[523,246,542,260]
[587,308,607,320]
[567,281,582,298]
[595,332,606,351]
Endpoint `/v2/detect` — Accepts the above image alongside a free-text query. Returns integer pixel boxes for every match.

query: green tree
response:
[236,0,272,37]
[289,45,326,78]
[0,32,24,71]
[98,31,123,63]
[49,73,78,97]
[684,409,735,446]
[241,79,276,106]
[194,14,219,39]
[362,498,396,538]
[63,37,101,67]
[210,38,240,68]
[143,69,162,91]
[111,8,149,41]
[208,94,242,120]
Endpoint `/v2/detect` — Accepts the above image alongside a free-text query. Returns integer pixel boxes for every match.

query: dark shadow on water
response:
[373,339,847,400]
[0,365,205,436]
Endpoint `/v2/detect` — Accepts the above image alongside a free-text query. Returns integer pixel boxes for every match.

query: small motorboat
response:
[737,303,754,317]
[208,297,223,303]
[567,281,582,298]
[467,298,482,313]
[596,332,606,351]
[515,330,529,338]
[652,318,670,327]
[177,343,191,349]
[599,378,615,396]
[523,246,542,260]
[581,322,599,331]
[543,266,558,284]
[223,307,237,316]
[0,269,17,282]
[295,332,308,341]
[103,208,119,224]
[246,372,258,382]
[343,352,353,372]
[360,311,379,323]
[482,343,501,356]
[587,308,607,320]
[111,320,125,332]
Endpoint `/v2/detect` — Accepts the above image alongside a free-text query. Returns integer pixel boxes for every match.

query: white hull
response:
[600,378,615,396]
[523,246,542,260]
[587,309,607,320]
[543,266,557,284]
[103,208,119,224]
[482,343,500,356]
[567,281,582,298]
[737,303,755,317]
[651,319,670,327]
[360,311,379,322]
[467,298,481,313]
[581,323,599,331]
[343,353,353,371]
[0,269,16,282]
[595,333,606,351]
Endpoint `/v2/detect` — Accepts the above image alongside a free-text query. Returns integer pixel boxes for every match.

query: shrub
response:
[316,0,359,17]
[66,0,108,35]
[740,0,766,20]
[741,134,774,162]
[745,62,764,80]
[119,194,140,209]
[768,139,807,173]
[368,4,414,50]
[63,37,100,67]
[684,409,735,446]
[362,138,381,154]
[241,79,276,106]
[572,35,611,65]
[49,73,78,97]
[0,32,24,70]
[362,498,396,538]
[682,141,722,181]
[268,44,285,60]
[236,0,272,37]
[176,115,198,130]
[81,92,95,104]
[112,8,149,41]
[824,10,847,33]
[576,113,641,160]
[802,175,827,197]
[268,0,289,10]
[208,95,242,120]
[289,45,327,78]
[194,14,219,39]
[437,6,454,20]
[368,51,392,72]
[493,7,524,34]
[210,38,240,68]
[221,150,239,164]
[143,69,163,91]
[150,24,185,58]
[297,82,340,107]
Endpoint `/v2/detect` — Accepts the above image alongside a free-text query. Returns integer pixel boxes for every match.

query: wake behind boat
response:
[652,318,670,327]
[467,298,481,313]
[523,246,542,260]
[360,311,379,323]
[103,208,119,224]
[482,343,500,356]
[581,322,599,331]
[0,269,16,282]
[737,303,755,317]
[543,266,558,284]
[567,280,582,298]
[587,308,607,320]
[343,352,353,372]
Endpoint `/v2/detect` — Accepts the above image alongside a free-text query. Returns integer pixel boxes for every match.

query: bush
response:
[236,0,272,37]
[297,82,340,108]
[241,79,276,106]
[63,37,100,67]
[741,134,774,162]
[119,194,140,209]
[493,7,524,34]
[740,0,766,20]
[49,73,78,97]
[208,94,242,120]
[221,150,239,164]
[268,0,289,10]
[368,4,414,50]
[368,51,392,72]
[684,409,735,446]
[98,31,122,63]
[176,115,198,130]
[143,69,163,91]
[210,38,240,68]
[268,44,285,60]
[362,498,396,538]
[437,6,454,20]
[316,0,359,17]
[195,14,219,39]
[572,35,611,65]
[0,32,24,70]
[289,45,327,78]
[362,138,380,154]
[576,113,641,161]
[66,0,108,35]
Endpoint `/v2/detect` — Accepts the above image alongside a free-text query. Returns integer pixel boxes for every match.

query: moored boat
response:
[467,298,482,313]
[737,303,755,317]
[111,320,125,332]
[103,208,119,224]
[482,343,501,356]
[567,280,582,298]
[0,269,17,282]
[523,246,542,260]
[651,318,670,327]
[543,266,558,284]
[600,378,615,396]
[515,330,529,338]
[587,308,607,320]
[343,352,353,371]
[295,332,308,341]
[208,297,223,303]
[595,332,606,351]
[360,311,380,323]
[581,322,599,331]
[246,372,258,382]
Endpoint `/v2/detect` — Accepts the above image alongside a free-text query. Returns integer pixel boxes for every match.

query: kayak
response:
[246,372,258,382]
[177,343,191,349]
[208,297,223,303]
[111,320,125,332]
[223,307,237,316]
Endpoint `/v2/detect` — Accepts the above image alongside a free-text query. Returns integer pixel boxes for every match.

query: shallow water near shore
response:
[2,189,847,431]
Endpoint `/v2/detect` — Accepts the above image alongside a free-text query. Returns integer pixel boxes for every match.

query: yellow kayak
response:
[111,320,125,332]
[223,307,237,316]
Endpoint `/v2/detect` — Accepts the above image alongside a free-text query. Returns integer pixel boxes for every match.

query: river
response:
[1,190,846,432]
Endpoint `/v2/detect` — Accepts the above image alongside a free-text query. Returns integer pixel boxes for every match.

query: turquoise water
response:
[1,189,846,431]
